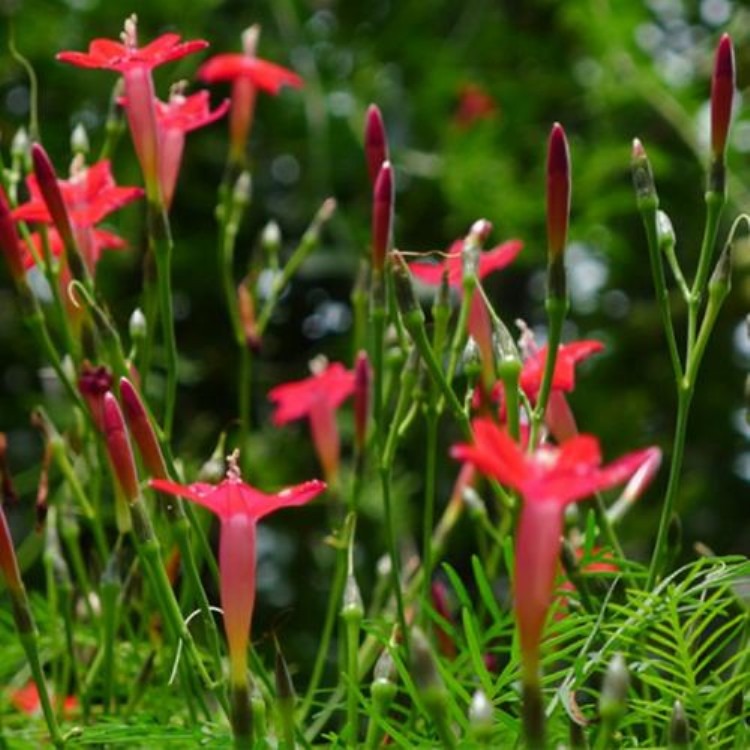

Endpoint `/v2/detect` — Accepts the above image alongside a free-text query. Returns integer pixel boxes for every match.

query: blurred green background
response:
[1,0,750,660]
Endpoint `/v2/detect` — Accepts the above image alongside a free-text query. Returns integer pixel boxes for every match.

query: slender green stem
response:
[530,295,567,448]
[147,201,178,438]
[646,387,691,589]
[422,406,439,609]
[128,495,228,715]
[298,546,347,722]
[639,201,684,380]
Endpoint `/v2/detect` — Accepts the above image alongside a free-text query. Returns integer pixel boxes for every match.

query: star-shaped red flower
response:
[452,418,659,680]
[198,54,302,94]
[268,362,356,426]
[57,33,208,73]
[13,161,143,229]
[150,470,324,684]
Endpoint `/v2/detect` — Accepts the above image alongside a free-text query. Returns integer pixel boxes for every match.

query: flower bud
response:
[30,144,76,253]
[261,220,281,270]
[708,241,732,303]
[391,250,423,325]
[631,138,658,208]
[546,123,571,262]
[71,123,90,156]
[668,699,690,747]
[102,391,140,503]
[372,161,394,271]
[11,127,30,168]
[710,34,735,162]
[129,307,147,342]
[365,104,389,186]
[119,377,167,480]
[599,653,629,724]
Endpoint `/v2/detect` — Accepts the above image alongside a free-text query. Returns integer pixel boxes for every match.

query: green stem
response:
[148,201,178,438]
[530,294,567,448]
[298,545,347,722]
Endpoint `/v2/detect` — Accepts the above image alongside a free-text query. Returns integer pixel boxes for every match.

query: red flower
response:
[152,89,230,208]
[268,361,355,483]
[13,159,142,274]
[10,682,78,717]
[15,160,142,228]
[452,419,658,682]
[57,17,208,201]
[198,53,302,94]
[150,464,325,684]
[454,82,498,129]
[409,238,523,290]
[198,26,302,165]
[56,32,207,73]
[519,340,604,400]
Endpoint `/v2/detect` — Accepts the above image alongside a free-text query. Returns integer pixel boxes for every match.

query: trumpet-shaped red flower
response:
[268,361,356,483]
[452,418,658,681]
[150,466,325,684]
[198,26,302,165]
[152,89,230,208]
[58,17,208,201]
[409,238,523,290]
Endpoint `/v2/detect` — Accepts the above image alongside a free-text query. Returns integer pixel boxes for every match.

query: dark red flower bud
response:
[30,144,76,252]
[372,161,394,271]
[711,34,735,160]
[365,104,388,186]
[119,377,167,480]
[102,392,140,503]
[546,123,571,261]
[78,362,114,432]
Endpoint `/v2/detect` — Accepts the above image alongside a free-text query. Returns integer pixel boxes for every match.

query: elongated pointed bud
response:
[599,653,629,724]
[711,34,735,162]
[391,250,423,324]
[0,188,25,283]
[372,161,394,271]
[102,392,140,503]
[546,123,570,260]
[0,504,24,595]
[546,123,570,299]
[353,351,371,456]
[119,377,168,480]
[668,699,690,747]
[708,241,732,303]
[30,144,75,251]
[0,434,18,505]
[631,138,658,209]
[468,291,495,392]
[365,104,389,185]
[261,219,281,270]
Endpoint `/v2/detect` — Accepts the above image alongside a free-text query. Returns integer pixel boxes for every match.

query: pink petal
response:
[244,479,326,521]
